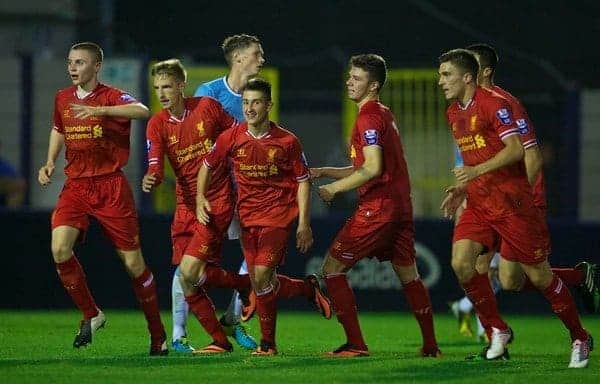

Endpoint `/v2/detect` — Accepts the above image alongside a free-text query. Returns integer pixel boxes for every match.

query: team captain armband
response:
[363,129,380,145]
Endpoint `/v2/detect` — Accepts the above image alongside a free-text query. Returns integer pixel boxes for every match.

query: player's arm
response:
[524,145,543,185]
[318,145,382,202]
[296,180,313,253]
[196,130,231,223]
[142,119,165,192]
[195,163,213,224]
[310,166,354,180]
[38,129,64,186]
[453,134,523,183]
[70,102,151,120]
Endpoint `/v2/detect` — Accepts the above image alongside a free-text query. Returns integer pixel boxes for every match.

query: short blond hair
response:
[151,59,187,83]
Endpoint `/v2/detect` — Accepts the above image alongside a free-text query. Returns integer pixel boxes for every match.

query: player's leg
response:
[321,253,369,357]
[245,226,294,356]
[51,183,104,348]
[393,263,440,357]
[179,254,232,354]
[249,263,279,356]
[389,221,440,357]
[96,174,166,355]
[52,225,105,348]
[519,260,592,368]
[117,248,167,356]
[171,266,194,352]
[499,210,591,368]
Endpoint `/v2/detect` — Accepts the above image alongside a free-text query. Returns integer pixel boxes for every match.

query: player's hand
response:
[38,163,55,186]
[318,184,336,202]
[440,185,466,219]
[452,166,479,183]
[196,195,212,224]
[141,173,157,193]
[70,103,103,119]
[296,224,313,253]
[309,168,323,179]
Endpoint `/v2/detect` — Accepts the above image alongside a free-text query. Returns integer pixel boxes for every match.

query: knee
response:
[50,240,73,263]
[321,253,346,276]
[451,256,475,282]
[499,273,523,292]
[180,259,205,287]
[118,250,145,277]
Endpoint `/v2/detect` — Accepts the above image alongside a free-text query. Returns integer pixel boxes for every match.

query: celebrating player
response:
[312,54,440,358]
[144,59,259,354]
[196,78,331,356]
[173,33,265,350]
[439,48,593,368]
[38,42,167,355]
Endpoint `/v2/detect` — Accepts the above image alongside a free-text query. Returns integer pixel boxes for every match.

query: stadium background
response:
[0,0,599,313]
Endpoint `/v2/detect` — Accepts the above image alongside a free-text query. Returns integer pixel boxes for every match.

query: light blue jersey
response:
[194,76,243,121]
[454,145,464,167]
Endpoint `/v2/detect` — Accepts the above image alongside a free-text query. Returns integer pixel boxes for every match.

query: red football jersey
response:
[53,83,138,178]
[204,122,309,228]
[446,87,534,217]
[349,100,413,221]
[490,85,546,209]
[146,97,236,209]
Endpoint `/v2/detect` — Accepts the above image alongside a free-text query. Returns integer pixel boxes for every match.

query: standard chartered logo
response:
[304,242,441,290]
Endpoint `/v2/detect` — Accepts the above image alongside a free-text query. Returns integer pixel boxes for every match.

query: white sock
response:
[477,316,484,337]
[171,267,188,341]
[458,296,473,313]
[231,260,248,318]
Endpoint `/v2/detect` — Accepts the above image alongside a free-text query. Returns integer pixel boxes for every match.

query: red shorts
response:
[241,226,291,269]
[171,203,233,265]
[453,206,551,265]
[51,171,140,250]
[329,215,416,268]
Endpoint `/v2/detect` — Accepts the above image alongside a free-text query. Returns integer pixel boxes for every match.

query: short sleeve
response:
[289,137,310,182]
[194,83,213,98]
[107,88,139,106]
[53,94,64,133]
[204,127,233,168]
[355,114,384,149]
[489,98,519,142]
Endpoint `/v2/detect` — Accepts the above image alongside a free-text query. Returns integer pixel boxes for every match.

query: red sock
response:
[521,268,584,291]
[403,278,438,351]
[185,289,229,346]
[541,275,588,341]
[325,274,367,350]
[255,284,277,345]
[462,273,508,331]
[203,265,250,291]
[56,255,98,319]
[276,275,312,299]
[131,267,165,340]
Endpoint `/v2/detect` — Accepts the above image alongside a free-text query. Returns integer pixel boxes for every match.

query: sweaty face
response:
[438,61,467,101]
[238,43,265,77]
[67,49,100,89]
[153,75,184,112]
[242,89,272,126]
[346,66,372,103]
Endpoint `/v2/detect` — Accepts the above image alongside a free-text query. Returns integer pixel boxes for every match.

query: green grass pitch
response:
[0,310,598,383]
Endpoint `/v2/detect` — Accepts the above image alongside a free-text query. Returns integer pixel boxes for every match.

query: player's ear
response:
[369,81,379,92]
[483,67,493,78]
[463,71,474,84]
[266,100,273,112]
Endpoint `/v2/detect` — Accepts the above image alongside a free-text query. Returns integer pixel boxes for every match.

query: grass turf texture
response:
[0,310,598,383]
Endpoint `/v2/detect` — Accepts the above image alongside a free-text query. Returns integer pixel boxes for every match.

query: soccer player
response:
[448,44,599,341]
[311,54,441,358]
[178,33,265,350]
[196,78,331,355]
[143,59,255,354]
[37,42,167,355]
[438,48,592,367]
